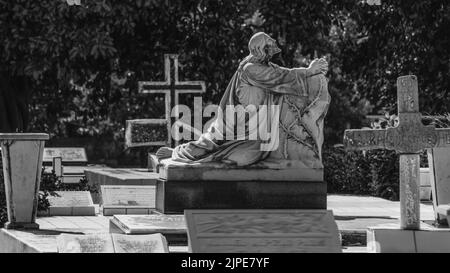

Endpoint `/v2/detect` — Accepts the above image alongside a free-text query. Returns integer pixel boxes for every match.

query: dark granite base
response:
[156,179,326,214]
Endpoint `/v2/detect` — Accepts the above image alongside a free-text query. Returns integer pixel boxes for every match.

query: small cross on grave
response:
[344,75,450,230]
[125,54,206,148]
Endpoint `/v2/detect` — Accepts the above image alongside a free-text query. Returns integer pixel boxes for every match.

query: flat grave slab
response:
[85,168,158,203]
[101,185,156,216]
[38,191,96,216]
[57,233,114,253]
[367,223,450,253]
[110,214,186,234]
[112,233,168,253]
[56,233,168,253]
[184,209,341,253]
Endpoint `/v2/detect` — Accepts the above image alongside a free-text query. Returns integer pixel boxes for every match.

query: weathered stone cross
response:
[344,75,450,230]
[127,54,206,148]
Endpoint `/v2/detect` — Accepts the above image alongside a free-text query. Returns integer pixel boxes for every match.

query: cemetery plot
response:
[111,233,168,253]
[110,214,186,235]
[344,75,450,230]
[56,233,168,253]
[38,191,95,216]
[101,185,156,216]
[184,209,341,253]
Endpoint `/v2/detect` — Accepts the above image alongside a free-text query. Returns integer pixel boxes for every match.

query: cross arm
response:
[343,129,386,151]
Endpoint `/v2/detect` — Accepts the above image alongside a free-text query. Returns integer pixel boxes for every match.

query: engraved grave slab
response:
[184,210,341,253]
[101,185,156,216]
[57,234,114,253]
[111,233,168,253]
[43,147,88,164]
[110,214,186,235]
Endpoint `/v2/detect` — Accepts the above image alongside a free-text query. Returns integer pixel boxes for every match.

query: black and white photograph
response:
[1,0,450,263]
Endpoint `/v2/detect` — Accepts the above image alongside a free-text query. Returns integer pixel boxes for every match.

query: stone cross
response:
[344,75,450,230]
[136,54,206,147]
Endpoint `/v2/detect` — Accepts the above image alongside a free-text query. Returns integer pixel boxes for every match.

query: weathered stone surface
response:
[85,168,158,204]
[111,233,168,253]
[158,159,323,181]
[42,147,87,164]
[368,225,450,253]
[0,133,48,229]
[101,185,156,216]
[57,234,114,253]
[428,148,450,223]
[39,191,95,216]
[110,214,186,235]
[184,209,341,253]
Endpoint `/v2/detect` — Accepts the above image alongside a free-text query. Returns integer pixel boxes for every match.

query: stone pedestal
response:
[155,159,326,214]
[0,133,49,229]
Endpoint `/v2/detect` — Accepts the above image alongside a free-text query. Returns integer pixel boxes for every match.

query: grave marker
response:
[110,214,186,235]
[101,185,156,216]
[57,234,114,253]
[38,191,96,216]
[344,75,450,229]
[126,54,206,148]
[111,233,168,253]
[184,210,341,253]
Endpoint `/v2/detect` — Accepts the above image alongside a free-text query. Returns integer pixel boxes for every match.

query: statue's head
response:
[248,32,281,63]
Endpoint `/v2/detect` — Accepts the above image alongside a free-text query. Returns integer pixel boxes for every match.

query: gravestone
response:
[111,233,168,253]
[109,214,187,245]
[126,54,206,148]
[56,233,169,253]
[101,185,156,216]
[184,210,341,253]
[42,147,102,184]
[57,234,114,253]
[344,75,450,252]
[110,214,186,234]
[84,168,158,204]
[38,191,96,216]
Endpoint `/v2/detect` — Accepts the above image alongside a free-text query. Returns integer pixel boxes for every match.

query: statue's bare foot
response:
[156,147,174,160]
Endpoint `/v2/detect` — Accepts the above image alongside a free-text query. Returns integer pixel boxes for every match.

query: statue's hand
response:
[156,147,174,160]
[308,58,328,75]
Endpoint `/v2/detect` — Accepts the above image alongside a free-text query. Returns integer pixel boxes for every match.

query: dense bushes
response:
[324,146,399,200]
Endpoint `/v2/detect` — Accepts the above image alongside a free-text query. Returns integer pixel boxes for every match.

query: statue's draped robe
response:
[172,61,325,166]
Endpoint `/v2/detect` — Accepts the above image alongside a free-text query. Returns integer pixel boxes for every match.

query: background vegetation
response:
[1,0,450,201]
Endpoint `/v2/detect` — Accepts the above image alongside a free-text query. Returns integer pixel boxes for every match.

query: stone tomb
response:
[38,191,96,216]
[84,168,158,204]
[57,233,168,253]
[101,185,156,216]
[184,210,341,253]
[109,214,187,245]
[156,159,325,214]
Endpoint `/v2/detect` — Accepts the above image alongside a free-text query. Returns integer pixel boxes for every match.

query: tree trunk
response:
[0,72,30,133]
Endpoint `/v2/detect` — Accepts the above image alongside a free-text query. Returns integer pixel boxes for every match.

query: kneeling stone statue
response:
[153,32,330,213]
[156,32,330,169]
